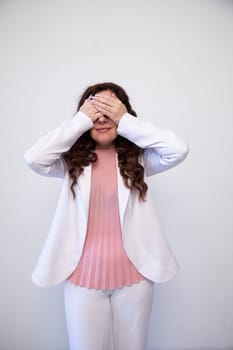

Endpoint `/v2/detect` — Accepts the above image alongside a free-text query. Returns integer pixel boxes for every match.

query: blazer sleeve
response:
[24,111,93,178]
[117,113,189,176]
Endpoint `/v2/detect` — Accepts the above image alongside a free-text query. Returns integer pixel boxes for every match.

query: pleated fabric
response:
[68,147,144,290]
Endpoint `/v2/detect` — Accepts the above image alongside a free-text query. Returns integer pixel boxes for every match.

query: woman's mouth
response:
[95,127,111,133]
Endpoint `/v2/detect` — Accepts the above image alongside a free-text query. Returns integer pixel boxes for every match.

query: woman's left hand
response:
[91,93,127,125]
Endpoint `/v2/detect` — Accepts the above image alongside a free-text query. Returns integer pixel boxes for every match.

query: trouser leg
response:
[111,279,154,350]
[64,281,113,350]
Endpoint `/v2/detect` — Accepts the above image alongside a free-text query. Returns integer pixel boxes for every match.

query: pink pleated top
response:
[68,147,144,290]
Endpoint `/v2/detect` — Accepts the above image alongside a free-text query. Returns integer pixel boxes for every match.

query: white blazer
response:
[24,112,188,288]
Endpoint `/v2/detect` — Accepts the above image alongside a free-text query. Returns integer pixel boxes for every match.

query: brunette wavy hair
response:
[63,82,148,201]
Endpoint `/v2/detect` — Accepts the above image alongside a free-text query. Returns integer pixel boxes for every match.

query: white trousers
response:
[64,279,154,350]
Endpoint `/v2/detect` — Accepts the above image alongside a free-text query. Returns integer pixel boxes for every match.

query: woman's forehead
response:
[94,90,113,98]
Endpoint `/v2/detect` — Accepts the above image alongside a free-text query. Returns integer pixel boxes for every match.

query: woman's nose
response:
[95,115,108,123]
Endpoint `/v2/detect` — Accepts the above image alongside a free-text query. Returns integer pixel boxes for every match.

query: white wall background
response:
[1,0,233,349]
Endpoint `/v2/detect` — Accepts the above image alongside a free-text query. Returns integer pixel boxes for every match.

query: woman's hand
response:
[91,93,127,125]
[79,98,103,123]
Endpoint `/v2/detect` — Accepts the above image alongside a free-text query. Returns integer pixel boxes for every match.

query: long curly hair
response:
[63,82,148,201]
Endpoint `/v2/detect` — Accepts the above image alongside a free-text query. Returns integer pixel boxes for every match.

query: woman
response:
[24,82,188,350]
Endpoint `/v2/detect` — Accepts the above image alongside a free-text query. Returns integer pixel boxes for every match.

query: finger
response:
[93,95,113,107]
[95,101,112,112]
[94,109,103,116]
[90,98,102,108]
[92,94,120,106]
[93,111,104,121]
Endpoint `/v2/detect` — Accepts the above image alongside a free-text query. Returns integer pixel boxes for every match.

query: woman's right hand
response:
[80,98,103,123]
